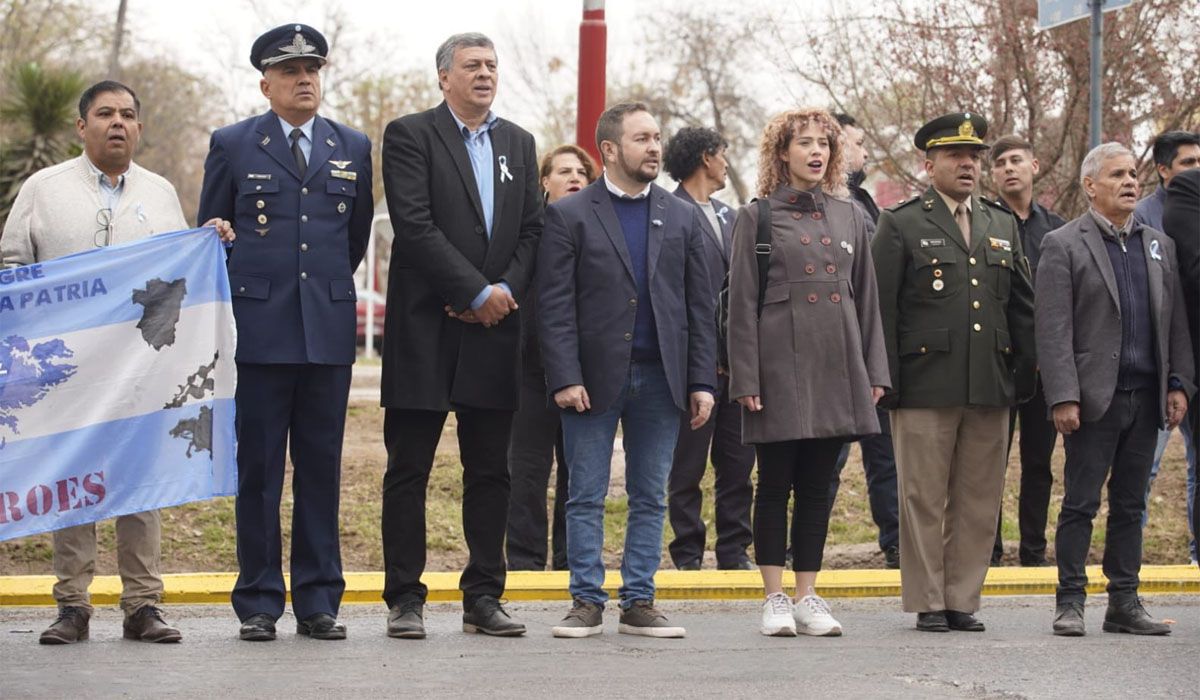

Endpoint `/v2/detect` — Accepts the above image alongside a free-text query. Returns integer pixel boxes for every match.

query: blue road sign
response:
[1037,0,1134,30]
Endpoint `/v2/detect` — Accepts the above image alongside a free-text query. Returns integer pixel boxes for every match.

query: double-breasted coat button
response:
[805,264,815,274]
[820,236,832,246]
[800,235,811,245]
[973,322,982,331]
[792,212,803,220]
[623,332,633,341]
[300,214,309,223]
[826,264,836,274]
[812,211,823,220]
[830,292,841,303]
[969,256,977,265]
[300,272,308,280]
[807,293,818,303]
[789,195,798,203]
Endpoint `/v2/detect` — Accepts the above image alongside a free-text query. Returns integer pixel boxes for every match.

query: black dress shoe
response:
[239,613,276,642]
[1053,602,1085,636]
[945,610,985,632]
[717,558,754,571]
[883,546,900,570]
[677,559,702,571]
[297,613,347,640]
[387,600,426,639]
[916,611,949,632]
[462,596,526,636]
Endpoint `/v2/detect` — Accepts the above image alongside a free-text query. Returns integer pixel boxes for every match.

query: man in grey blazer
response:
[1036,142,1195,637]
[538,102,716,638]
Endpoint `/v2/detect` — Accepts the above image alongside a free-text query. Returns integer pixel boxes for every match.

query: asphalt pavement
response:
[1,596,1196,698]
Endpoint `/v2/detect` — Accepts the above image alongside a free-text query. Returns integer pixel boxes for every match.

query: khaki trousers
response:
[891,407,1008,613]
[52,510,163,614]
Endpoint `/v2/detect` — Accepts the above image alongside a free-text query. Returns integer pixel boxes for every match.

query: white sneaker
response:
[761,592,797,636]
[794,588,842,637]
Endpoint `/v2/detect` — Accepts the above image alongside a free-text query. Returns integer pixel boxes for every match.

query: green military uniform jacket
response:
[871,186,1036,409]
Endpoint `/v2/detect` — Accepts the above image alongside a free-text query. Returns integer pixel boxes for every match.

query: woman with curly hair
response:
[505,144,599,572]
[726,109,890,637]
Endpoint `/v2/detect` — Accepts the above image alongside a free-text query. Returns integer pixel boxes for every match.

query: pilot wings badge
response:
[329,160,351,169]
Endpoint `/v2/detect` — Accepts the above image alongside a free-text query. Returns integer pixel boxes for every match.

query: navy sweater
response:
[610,192,660,361]
[1097,219,1157,390]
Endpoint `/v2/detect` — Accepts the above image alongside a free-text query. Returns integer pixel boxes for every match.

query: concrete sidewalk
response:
[2,565,1197,606]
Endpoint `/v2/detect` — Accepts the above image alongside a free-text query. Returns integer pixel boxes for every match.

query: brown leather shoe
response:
[39,606,91,645]
[123,605,182,643]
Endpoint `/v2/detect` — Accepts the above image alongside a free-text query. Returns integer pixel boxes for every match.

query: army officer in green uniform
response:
[871,113,1035,633]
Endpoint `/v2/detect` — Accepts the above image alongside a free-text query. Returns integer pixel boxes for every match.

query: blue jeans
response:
[561,361,681,606]
[1143,411,1197,559]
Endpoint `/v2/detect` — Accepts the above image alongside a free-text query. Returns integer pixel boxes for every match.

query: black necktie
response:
[290,128,307,178]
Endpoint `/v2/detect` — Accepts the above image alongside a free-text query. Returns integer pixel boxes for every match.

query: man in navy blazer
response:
[539,103,716,639]
[198,23,373,642]
[662,126,756,572]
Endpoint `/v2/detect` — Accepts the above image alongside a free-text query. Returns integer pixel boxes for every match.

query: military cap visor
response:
[915,112,989,152]
[251,24,328,72]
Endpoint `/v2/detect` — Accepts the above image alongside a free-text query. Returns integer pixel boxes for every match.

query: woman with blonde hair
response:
[505,144,599,571]
[727,109,889,637]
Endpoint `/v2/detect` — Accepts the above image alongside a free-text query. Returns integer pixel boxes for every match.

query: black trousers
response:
[668,374,756,567]
[828,408,899,551]
[1056,388,1158,604]
[382,407,513,609]
[753,438,844,572]
[232,362,350,622]
[505,365,568,571]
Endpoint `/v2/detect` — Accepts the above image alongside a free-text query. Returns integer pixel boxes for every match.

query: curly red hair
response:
[755,109,847,199]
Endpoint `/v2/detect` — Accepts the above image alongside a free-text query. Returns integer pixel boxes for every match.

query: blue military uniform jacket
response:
[198,111,373,365]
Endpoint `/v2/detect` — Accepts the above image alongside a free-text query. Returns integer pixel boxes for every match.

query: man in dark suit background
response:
[1162,167,1200,568]
[378,32,541,639]
[539,103,716,639]
[1037,143,1194,637]
[661,126,755,572]
[198,23,373,642]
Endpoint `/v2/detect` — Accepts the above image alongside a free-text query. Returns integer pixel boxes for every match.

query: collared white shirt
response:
[83,155,128,212]
[278,114,315,164]
[603,171,652,200]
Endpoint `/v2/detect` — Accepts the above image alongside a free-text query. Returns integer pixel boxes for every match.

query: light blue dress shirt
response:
[449,109,511,310]
[84,156,126,211]
[278,114,315,165]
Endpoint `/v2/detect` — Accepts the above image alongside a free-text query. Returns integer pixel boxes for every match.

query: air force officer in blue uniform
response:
[197,24,373,642]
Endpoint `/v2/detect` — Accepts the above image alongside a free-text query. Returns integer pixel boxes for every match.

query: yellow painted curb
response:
[2,566,1197,606]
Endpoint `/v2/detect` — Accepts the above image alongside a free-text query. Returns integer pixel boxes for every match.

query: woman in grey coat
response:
[727,108,890,638]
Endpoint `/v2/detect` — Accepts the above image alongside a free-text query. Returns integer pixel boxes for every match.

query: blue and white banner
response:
[0,228,236,541]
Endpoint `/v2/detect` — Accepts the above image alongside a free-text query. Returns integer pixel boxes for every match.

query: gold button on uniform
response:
[933,269,943,278]
[257,214,267,225]
[972,300,981,309]
[920,346,927,354]
[973,323,982,332]
[931,258,939,265]
[971,278,979,286]
[969,256,977,265]
[932,279,944,291]
[256,200,265,209]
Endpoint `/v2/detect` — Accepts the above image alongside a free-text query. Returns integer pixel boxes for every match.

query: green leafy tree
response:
[0,62,85,227]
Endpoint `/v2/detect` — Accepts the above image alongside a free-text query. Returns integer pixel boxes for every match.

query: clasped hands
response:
[445,285,518,328]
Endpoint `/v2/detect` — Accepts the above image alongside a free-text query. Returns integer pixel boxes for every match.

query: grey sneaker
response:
[1053,602,1085,637]
[550,599,604,638]
[617,600,685,638]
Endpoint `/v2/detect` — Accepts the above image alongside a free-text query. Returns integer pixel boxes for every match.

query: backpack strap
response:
[754,198,771,317]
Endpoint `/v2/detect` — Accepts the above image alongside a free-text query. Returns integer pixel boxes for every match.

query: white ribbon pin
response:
[1149,239,1163,261]
[498,155,513,183]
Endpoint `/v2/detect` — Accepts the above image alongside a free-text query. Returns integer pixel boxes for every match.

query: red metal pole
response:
[576,0,606,166]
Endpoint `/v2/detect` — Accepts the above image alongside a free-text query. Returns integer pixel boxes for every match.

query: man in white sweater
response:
[0,80,232,644]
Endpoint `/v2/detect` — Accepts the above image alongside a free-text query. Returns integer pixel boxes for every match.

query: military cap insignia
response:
[958,117,976,139]
[279,33,316,57]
